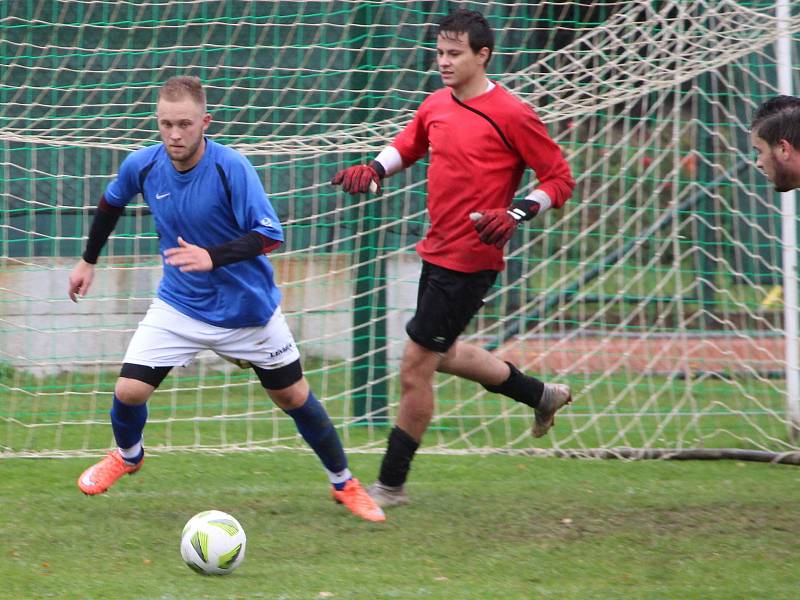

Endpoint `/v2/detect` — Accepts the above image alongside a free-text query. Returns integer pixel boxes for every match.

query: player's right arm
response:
[68,196,125,302]
[68,153,140,302]
[330,158,388,195]
[331,106,430,195]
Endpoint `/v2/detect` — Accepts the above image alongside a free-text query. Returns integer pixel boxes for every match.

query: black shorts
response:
[405,260,498,353]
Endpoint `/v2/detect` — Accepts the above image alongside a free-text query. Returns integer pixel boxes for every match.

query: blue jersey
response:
[105,139,284,328]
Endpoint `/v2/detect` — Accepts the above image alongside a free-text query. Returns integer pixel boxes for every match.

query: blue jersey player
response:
[69,76,384,522]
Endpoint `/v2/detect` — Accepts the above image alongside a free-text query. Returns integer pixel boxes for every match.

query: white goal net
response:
[2,0,800,461]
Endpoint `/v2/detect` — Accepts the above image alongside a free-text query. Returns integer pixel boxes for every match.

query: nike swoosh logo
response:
[156,192,170,199]
[80,470,97,487]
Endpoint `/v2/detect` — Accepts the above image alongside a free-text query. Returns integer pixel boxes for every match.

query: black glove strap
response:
[370,160,386,179]
[507,199,541,222]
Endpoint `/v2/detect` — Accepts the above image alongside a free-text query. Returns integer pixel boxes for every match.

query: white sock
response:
[325,467,352,487]
[119,440,143,462]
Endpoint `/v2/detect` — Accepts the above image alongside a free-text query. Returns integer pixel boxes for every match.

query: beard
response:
[768,152,800,193]
[772,166,797,193]
[166,136,203,164]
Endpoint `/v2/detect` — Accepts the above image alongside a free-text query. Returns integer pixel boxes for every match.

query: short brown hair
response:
[439,9,494,66]
[158,76,206,111]
[751,95,800,150]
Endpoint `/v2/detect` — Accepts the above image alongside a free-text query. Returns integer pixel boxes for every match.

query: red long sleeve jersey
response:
[392,83,575,272]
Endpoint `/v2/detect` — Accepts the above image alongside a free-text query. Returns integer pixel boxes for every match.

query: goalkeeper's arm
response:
[471,189,553,249]
[331,147,405,194]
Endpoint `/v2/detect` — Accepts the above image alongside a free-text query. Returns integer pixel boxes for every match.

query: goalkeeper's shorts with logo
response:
[405,260,497,353]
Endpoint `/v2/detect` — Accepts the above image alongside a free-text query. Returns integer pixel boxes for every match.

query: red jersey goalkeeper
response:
[391,82,574,272]
[332,8,575,509]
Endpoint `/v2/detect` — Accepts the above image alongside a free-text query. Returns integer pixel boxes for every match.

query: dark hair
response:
[438,9,494,65]
[751,95,800,149]
[158,75,206,111]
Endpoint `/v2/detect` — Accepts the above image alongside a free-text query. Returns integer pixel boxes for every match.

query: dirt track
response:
[496,335,786,376]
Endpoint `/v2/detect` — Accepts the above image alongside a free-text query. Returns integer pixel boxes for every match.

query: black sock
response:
[378,426,420,487]
[482,362,544,408]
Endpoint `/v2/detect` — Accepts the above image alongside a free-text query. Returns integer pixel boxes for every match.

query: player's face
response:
[157,97,211,170]
[751,131,800,193]
[436,32,488,92]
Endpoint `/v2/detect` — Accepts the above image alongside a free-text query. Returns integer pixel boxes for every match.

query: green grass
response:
[1,452,798,599]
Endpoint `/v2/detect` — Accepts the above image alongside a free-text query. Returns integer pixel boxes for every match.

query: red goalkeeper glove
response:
[331,161,384,194]
[472,199,541,249]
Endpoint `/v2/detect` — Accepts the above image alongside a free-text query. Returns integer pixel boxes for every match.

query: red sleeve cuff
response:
[261,235,282,254]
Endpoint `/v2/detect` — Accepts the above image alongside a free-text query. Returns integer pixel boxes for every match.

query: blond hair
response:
[158,76,206,111]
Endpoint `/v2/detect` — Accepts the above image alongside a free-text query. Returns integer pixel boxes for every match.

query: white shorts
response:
[123,298,300,370]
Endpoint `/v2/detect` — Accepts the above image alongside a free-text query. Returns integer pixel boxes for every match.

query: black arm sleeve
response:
[206,231,281,269]
[82,196,124,264]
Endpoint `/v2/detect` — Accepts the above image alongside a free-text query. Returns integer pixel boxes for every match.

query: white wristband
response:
[374,146,404,177]
[525,189,552,214]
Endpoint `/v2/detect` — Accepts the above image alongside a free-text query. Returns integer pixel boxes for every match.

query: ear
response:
[477,46,490,66]
[202,112,212,131]
[775,139,798,160]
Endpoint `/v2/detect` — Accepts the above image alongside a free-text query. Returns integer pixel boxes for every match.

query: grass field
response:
[2,452,799,600]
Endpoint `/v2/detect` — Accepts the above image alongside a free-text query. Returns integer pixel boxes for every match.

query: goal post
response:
[776,0,800,441]
[2,0,800,460]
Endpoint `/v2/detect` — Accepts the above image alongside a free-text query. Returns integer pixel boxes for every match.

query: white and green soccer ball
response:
[180,510,246,575]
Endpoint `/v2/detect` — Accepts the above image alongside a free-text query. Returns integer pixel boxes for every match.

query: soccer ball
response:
[180,510,246,575]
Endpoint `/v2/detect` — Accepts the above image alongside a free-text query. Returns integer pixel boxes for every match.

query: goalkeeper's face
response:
[157,97,211,170]
[751,131,800,193]
[436,32,489,92]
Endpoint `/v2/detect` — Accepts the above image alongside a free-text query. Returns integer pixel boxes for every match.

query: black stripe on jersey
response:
[450,93,513,152]
[215,163,233,207]
[137,160,157,196]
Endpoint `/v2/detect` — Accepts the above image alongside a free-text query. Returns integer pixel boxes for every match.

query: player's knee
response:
[399,396,434,427]
[114,377,154,405]
[118,363,171,396]
[400,362,437,396]
[260,364,309,410]
[402,338,439,368]
[399,366,425,394]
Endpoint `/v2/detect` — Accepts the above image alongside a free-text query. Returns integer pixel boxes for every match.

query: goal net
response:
[3,0,800,460]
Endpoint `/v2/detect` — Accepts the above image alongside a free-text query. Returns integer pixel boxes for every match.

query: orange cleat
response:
[78,450,143,495]
[332,478,386,522]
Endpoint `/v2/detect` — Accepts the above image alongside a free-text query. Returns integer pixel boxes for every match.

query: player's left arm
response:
[164,158,283,272]
[473,107,575,248]
[163,232,280,272]
[511,107,576,212]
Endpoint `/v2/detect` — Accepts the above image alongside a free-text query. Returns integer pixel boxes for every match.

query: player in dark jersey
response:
[332,9,576,507]
[70,76,384,522]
